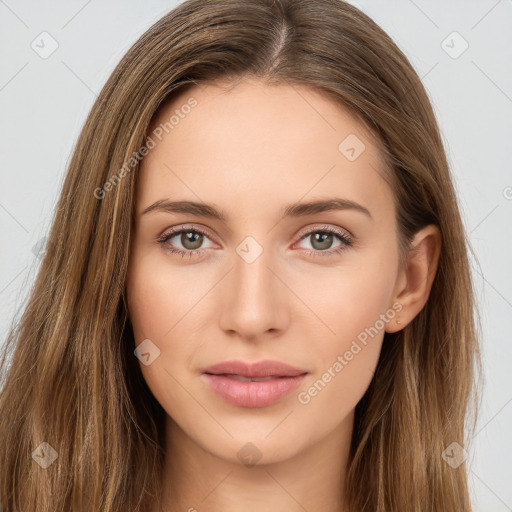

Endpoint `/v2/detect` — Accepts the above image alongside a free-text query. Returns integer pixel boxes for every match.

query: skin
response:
[126,78,441,512]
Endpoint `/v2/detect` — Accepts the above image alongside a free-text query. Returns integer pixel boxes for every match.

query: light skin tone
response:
[126,78,441,512]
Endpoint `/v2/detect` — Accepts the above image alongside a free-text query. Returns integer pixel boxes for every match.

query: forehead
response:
[137,79,393,222]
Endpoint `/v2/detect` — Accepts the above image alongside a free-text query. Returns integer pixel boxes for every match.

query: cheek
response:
[126,255,206,404]
[300,249,396,351]
[127,253,194,340]
[295,251,396,410]
[294,297,387,441]
[126,262,190,427]
[127,262,193,375]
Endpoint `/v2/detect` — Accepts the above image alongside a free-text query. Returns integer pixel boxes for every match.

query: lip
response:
[201,359,308,408]
[203,359,307,378]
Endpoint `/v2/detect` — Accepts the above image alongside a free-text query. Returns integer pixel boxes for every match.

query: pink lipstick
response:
[201,359,308,408]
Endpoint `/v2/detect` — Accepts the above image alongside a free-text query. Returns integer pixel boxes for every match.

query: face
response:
[126,78,403,465]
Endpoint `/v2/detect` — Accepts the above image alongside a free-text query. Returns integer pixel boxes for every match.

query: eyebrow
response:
[141,197,372,221]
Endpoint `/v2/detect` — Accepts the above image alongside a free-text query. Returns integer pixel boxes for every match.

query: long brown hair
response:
[0,1,482,510]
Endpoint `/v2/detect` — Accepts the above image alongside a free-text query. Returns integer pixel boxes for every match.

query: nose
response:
[218,243,290,341]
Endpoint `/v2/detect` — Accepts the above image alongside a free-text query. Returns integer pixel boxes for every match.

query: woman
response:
[0,0,481,511]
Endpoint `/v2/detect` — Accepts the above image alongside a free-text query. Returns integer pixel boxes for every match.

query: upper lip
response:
[203,359,308,378]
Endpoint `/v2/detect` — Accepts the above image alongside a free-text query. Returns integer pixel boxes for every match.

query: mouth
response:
[210,374,292,382]
[201,359,308,408]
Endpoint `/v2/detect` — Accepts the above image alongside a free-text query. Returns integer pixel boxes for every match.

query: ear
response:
[385,225,441,333]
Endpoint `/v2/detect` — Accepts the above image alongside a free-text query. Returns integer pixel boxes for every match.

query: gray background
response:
[1,1,511,510]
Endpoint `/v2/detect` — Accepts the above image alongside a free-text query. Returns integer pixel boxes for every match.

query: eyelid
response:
[159,223,218,243]
[294,223,353,242]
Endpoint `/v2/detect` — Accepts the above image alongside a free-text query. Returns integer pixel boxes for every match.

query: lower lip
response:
[202,373,307,408]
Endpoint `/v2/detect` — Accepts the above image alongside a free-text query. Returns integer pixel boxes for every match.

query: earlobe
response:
[385,225,441,333]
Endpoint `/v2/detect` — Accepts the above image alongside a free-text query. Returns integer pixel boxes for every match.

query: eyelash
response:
[157,224,353,260]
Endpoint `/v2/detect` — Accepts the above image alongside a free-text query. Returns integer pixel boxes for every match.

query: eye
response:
[157,225,216,258]
[157,223,354,260]
[295,225,353,258]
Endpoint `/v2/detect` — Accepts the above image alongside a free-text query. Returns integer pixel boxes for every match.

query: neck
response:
[153,412,354,512]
